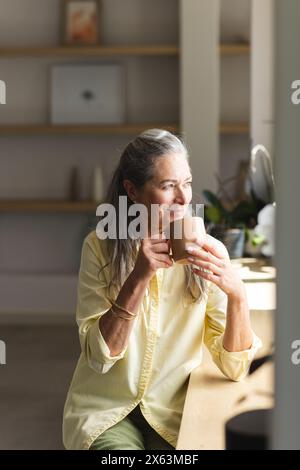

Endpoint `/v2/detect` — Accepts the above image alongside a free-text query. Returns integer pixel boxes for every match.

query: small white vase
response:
[91,167,104,202]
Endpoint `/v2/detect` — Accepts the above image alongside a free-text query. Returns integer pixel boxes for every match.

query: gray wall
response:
[180,0,220,199]
[181,0,251,202]
[273,0,300,449]
[220,0,251,201]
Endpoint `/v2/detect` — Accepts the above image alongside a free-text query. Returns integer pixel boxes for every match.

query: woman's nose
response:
[174,186,188,204]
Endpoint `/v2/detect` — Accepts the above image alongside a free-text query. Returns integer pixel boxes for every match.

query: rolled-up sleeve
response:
[204,281,262,382]
[76,233,128,374]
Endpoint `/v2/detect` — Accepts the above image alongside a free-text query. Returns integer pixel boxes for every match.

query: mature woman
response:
[63,129,262,450]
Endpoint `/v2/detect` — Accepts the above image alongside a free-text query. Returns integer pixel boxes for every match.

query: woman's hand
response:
[186,234,245,298]
[132,233,173,282]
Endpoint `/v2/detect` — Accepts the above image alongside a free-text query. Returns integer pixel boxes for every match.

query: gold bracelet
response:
[110,306,137,321]
[109,298,136,318]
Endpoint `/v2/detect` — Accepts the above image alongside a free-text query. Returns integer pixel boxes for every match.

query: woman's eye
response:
[162,181,192,190]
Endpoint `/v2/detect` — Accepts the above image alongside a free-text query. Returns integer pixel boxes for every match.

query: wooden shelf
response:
[220,123,250,134]
[0,45,179,58]
[0,200,99,213]
[220,43,250,55]
[0,123,180,136]
[0,123,249,136]
[0,43,249,58]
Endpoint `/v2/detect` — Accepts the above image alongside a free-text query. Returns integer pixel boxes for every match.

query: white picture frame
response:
[50,64,126,125]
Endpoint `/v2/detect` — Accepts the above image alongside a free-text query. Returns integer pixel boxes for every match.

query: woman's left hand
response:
[186,234,245,298]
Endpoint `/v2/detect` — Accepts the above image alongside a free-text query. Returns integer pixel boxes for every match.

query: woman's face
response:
[126,153,193,232]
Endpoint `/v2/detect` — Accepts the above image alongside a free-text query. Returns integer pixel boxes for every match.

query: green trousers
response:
[90,405,176,451]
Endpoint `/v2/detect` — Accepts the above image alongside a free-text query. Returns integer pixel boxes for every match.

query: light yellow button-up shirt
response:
[63,231,262,450]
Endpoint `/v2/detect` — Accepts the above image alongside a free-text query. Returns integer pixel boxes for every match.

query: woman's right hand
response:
[132,233,173,282]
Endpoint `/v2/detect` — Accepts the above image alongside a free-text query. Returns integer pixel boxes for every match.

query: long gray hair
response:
[100,128,209,304]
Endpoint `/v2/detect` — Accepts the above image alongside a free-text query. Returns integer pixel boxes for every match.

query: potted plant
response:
[202,188,266,258]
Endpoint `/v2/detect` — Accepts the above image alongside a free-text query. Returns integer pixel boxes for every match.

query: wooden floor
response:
[0,323,79,450]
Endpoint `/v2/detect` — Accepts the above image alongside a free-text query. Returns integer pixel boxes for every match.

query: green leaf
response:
[251,234,266,246]
[203,190,231,221]
[231,200,256,218]
[203,190,222,209]
[205,206,222,223]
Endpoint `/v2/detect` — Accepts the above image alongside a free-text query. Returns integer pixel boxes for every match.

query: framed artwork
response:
[50,64,126,124]
[62,0,101,46]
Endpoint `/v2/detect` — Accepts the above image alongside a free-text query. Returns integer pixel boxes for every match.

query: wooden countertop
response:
[176,257,275,450]
[231,257,276,310]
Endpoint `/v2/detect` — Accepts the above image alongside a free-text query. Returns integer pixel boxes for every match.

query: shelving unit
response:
[0,0,251,315]
[0,200,98,213]
[220,122,249,135]
[0,43,249,58]
[0,45,179,58]
[0,1,185,316]
[219,0,252,202]
[0,122,249,136]
[0,42,250,138]
[220,43,250,55]
[0,43,250,140]
[0,123,179,136]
